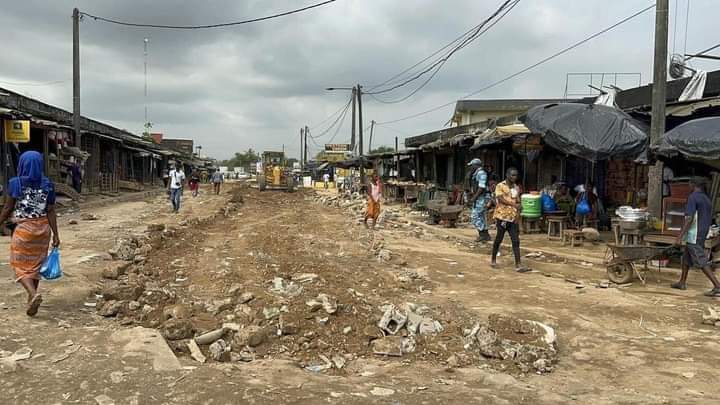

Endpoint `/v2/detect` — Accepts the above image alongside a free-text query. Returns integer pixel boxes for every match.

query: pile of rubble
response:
[463,314,557,374]
[308,192,401,227]
[370,303,444,357]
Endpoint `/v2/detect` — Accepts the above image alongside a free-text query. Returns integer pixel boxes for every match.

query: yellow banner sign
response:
[4,120,30,143]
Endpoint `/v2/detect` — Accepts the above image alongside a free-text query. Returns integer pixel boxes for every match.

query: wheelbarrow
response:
[426,200,464,228]
[604,244,680,284]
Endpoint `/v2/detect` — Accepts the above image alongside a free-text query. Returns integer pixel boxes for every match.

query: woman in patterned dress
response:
[0,151,60,316]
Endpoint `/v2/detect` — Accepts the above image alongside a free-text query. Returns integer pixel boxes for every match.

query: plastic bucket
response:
[521,194,542,218]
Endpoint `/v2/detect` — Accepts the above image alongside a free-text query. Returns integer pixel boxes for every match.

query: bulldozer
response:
[256,151,295,192]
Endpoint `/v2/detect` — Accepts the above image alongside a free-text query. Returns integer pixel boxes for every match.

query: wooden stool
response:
[562,229,584,247]
[546,217,567,241]
[521,216,542,234]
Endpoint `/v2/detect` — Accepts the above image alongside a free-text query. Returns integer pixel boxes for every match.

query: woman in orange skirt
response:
[364,174,383,229]
[0,151,60,316]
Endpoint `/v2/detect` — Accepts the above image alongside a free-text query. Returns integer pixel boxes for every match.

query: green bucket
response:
[521,194,542,218]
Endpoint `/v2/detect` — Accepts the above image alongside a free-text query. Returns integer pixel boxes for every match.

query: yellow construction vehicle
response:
[257,151,295,192]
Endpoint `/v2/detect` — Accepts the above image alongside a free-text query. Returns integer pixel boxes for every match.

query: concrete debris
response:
[194,328,226,345]
[377,249,392,262]
[208,339,229,361]
[377,305,407,335]
[187,339,206,363]
[332,355,346,369]
[702,306,720,327]
[108,237,140,261]
[464,314,558,373]
[161,319,194,340]
[343,326,352,335]
[81,213,99,221]
[263,307,281,320]
[94,394,115,405]
[306,294,338,315]
[371,336,416,357]
[163,304,192,320]
[238,292,255,304]
[98,300,125,317]
[292,273,319,283]
[269,277,304,298]
[102,261,132,280]
[110,327,182,371]
[370,387,395,397]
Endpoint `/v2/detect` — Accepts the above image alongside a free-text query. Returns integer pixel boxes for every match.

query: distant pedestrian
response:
[0,151,60,316]
[323,172,330,189]
[162,167,170,188]
[189,172,201,197]
[168,163,186,213]
[69,159,83,194]
[364,174,383,229]
[491,168,528,272]
[671,177,720,296]
[467,158,490,242]
[211,169,224,195]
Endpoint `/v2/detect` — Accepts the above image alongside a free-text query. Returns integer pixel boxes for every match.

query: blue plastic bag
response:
[576,197,591,216]
[39,248,62,280]
[541,193,557,212]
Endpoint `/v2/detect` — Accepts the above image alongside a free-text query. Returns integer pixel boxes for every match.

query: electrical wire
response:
[0,79,69,87]
[79,0,339,29]
[368,0,519,105]
[325,99,351,143]
[367,0,519,97]
[367,0,515,92]
[375,3,656,126]
[309,97,352,139]
[309,94,353,130]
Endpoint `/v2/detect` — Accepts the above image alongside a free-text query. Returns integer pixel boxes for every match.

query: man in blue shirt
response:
[468,158,490,242]
[671,177,720,297]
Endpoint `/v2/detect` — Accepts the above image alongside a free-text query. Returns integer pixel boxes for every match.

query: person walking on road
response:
[189,172,201,197]
[211,169,224,195]
[168,163,186,213]
[0,151,60,316]
[364,174,383,229]
[490,168,528,272]
[467,158,490,242]
[323,172,330,189]
[671,177,720,296]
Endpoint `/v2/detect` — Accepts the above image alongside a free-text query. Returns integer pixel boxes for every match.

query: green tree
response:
[222,149,260,169]
[369,146,394,154]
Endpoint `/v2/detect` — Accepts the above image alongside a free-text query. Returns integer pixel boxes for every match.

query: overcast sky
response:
[1,0,718,160]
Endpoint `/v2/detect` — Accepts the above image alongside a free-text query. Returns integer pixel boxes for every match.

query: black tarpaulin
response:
[520,103,649,162]
[654,116,720,160]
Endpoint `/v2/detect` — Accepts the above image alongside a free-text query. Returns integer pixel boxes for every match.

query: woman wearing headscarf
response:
[0,151,60,316]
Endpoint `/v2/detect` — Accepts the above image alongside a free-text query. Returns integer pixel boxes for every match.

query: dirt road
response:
[1,185,719,404]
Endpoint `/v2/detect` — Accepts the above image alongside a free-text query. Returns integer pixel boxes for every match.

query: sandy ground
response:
[1,184,719,404]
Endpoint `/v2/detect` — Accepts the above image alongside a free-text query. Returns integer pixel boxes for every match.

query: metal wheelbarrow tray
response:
[604,244,678,284]
[426,200,464,228]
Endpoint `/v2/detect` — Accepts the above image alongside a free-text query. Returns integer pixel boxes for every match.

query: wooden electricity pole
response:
[72,8,81,147]
[648,0,669,218]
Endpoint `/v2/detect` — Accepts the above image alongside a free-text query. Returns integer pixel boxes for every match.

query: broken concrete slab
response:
[377,305,407,335]
[194,328,226,345]
[110,327,182,371]
[372,336,404,357]
[187,339,206,363]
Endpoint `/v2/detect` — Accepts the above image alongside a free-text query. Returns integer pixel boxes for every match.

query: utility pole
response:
[72,8,81,147]
[300,127,304,169]
[395,136,399,178]
[304,125,309,167]
[350,87,356,154]
[368,120,375,152]
[144,38,149,130]
[357,84,365,183]
[648,0,669,218]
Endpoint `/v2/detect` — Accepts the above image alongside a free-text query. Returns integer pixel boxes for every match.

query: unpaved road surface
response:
[1,185,719,404]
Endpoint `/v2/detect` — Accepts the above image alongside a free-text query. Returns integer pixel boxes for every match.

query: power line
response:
[367,0,519,97]
[309,97,352,139]
[376,3,656,125]
[309,94,354,130]
[79,0,339,29]
[325,99,352,143]
[0,79,70,87]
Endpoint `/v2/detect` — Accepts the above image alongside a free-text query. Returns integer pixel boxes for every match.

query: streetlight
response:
[195,145,202,157]
[326,84,365,183]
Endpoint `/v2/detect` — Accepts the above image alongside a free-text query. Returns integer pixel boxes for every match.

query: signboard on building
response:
[3,120,30,143]
[324,144,351,152]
